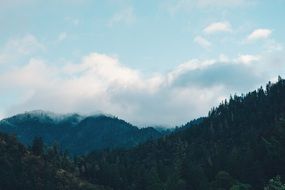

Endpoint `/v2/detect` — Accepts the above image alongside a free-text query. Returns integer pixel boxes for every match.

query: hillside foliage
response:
[77,77,285,190]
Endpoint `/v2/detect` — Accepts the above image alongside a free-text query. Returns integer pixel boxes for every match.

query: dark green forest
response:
[0,132,109,190]
[1,77,285,189]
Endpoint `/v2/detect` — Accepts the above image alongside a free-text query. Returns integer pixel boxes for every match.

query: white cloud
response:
[247,29,272,41]
[194,36,212,49]
[6,34,45,55]
[235,54,260,65]
[0,53,168,125]
[204,22,232,34]
[0,52,220,126]
[219,54,230,63]
[264,39,283,52]
[108,7,136,27]
[167,59,215,82]
[0,34,45,65]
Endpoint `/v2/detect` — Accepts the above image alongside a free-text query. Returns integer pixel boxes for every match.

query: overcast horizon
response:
[0,0,285,127]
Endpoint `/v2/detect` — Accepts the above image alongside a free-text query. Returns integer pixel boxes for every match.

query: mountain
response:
[2,78,285,189]
[0,111,163,154]
[74,77,285,190]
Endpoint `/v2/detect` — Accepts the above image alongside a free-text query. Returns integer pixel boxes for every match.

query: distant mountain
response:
[0,111,163,154]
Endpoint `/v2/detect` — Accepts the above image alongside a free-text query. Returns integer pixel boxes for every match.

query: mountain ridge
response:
[0,111,163,154]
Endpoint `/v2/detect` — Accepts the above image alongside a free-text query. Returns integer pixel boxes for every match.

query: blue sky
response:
[0,0,285,126]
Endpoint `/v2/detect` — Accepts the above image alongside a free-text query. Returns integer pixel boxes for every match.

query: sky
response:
[0,0,285,127]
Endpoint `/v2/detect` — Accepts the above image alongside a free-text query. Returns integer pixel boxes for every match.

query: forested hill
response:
[0,112,162,154]
[78,77,285,190]
[0,132,112,190]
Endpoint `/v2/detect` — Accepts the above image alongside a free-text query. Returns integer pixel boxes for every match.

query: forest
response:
[1,77,285,189]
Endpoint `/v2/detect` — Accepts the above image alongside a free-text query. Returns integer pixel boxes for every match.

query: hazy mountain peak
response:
[0,110,163,154]
[3,110,87,125]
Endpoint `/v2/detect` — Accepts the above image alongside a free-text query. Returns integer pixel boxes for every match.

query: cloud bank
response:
[1,47,282,127]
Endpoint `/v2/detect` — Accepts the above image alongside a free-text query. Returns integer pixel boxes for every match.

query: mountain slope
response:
[0,112,162,154]
[0,132,112,190]
[78,77,285,190]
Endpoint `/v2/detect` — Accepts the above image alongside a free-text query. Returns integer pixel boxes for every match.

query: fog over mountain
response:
[0,110,164,154]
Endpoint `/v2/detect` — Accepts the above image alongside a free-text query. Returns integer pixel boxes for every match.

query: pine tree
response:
[31,137,44,156]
